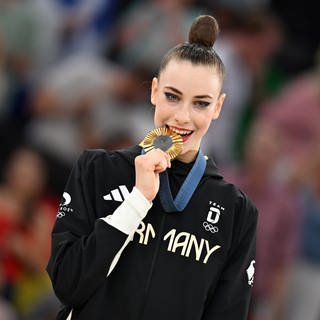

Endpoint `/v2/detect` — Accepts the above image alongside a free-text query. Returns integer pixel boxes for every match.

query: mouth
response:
[166,125,193,141]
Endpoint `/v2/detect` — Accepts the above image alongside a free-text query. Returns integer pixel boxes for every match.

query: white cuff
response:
[101,187,152,235]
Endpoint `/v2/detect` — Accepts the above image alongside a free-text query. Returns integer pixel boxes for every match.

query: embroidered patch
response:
[246,260,255,286]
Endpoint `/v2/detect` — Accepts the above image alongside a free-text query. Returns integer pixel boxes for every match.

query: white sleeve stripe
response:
[100,187,152,276]
[107,234,133,277]
[101,187,152,235]
[66,310,72,320]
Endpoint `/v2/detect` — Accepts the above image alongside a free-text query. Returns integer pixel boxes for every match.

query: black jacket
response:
[47,146,258,319]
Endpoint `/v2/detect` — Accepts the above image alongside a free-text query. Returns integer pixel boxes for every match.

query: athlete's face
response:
[151,59,225,162]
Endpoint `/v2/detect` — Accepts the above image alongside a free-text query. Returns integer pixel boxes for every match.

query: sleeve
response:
[201,193,258,320]
[46,151,151,308]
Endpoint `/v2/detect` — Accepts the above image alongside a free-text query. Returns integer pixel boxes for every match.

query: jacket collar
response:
[115,145,223,180]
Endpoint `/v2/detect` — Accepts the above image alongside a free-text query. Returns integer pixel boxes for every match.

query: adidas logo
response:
[103,185,130,202]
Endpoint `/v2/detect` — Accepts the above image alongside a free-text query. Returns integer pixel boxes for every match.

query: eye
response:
[165,92,179,102]
[194,101,210,108]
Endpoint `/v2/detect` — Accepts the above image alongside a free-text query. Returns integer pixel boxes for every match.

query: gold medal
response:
[139,127,183,160]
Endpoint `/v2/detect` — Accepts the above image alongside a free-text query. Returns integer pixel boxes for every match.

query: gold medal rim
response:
[139,127,183,160]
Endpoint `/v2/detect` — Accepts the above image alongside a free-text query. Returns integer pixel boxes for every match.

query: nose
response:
[174,103,191,125]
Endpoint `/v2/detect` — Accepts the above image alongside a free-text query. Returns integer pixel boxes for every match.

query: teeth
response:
[170,127,192,136]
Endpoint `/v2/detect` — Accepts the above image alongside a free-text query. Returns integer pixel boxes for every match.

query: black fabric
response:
[47,146,258,320]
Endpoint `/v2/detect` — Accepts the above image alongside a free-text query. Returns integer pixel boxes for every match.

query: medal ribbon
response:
[141,148,207,212]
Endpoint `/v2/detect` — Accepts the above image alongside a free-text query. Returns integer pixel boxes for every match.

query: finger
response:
[154,157,169,173]
[154,166,166,174]
[165,152,171,168]
[148,149,170,167]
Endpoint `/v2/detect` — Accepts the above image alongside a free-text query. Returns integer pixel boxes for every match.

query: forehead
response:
[158,59,222,96]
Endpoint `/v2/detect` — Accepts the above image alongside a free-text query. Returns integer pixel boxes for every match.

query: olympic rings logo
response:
[57,211,65,219]
[203,221,219,233]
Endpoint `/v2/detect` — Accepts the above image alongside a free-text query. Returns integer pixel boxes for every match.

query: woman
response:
[47,15,258,320]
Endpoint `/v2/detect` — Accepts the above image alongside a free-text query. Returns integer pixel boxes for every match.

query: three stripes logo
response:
[103,185,130,202]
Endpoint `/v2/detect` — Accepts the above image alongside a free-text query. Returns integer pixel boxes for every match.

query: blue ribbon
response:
[141,148,207,212]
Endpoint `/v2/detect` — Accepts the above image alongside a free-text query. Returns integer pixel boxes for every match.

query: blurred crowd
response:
[0,0,319,319]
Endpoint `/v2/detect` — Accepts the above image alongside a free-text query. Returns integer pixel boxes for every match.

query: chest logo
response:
[203,202,225,233]
[57,192,74,218]
[247,260,255,286]
[103,185,130,202]
[62,192,71,205]
[130,220,221,264]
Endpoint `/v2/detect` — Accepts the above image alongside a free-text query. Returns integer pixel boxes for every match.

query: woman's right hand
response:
[134,149,171,202]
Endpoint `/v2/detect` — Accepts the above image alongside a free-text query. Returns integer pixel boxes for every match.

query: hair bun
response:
[188,15,219,47]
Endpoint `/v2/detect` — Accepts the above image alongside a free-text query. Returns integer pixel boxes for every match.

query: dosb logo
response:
[203,202,225,233]
[57,192,73,218]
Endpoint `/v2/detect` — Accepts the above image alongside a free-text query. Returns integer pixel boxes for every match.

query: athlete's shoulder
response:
[215,177,258,223]
[231,185,258,234]
[235,186,257,213]
[80,148,109,163]
[217,176,257,212]
[77,145,140,168]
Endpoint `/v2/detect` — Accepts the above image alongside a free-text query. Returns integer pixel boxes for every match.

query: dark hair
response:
[158,15,225,82]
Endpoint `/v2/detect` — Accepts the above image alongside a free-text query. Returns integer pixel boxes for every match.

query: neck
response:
[176,149,199,163]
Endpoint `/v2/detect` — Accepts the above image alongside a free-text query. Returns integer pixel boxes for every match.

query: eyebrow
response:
[164,86,213,99]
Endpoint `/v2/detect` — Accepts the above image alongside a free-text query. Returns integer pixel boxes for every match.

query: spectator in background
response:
[0,0,37,122]
[201,10,283,166]
[225,123,298,320]
[7,1,158,196]
[200,0,271,13]
[0,299,16,320]
[284,149,320,320]
[53,0,120,56]
[240,45,320,320]
[0,0,46,178]
[28,0,62,73]
[0,30,9,119]
[258,51,320,187]
[270,0,320,77]
[107,0,201,78]
[0,147,59,319]
[24,52,147,195]
[0,265,17,320]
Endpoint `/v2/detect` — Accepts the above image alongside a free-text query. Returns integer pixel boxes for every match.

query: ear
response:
[151,77,158,106]
[212,93,226,120]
